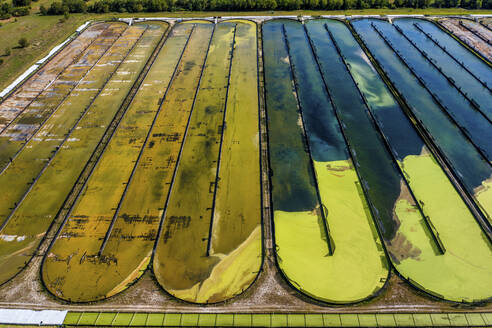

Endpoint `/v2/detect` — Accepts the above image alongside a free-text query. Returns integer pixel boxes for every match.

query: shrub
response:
[4,48,11,56]
[12,0,31,7]
[18,37,29,48]
[12,6,30,16]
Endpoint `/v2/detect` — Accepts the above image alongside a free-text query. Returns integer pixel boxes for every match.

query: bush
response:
[12,0,31,7]
[18,37,29,48]
[12,6,30,16]
[39,4,47,14]
[0,58,4,65]
[4,48,11,56]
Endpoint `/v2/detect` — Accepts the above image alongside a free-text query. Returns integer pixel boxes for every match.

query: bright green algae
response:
[264,20,388,303]
[311,19,492,302]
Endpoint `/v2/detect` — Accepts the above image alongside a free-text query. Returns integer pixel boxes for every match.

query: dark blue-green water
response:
[262,22,319,213]
[369,20,492,162]
[284,19,406,241]
[394,19,492,123]
[352,19,492,196]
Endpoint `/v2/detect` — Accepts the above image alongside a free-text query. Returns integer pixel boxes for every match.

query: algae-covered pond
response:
[0,17,490,307]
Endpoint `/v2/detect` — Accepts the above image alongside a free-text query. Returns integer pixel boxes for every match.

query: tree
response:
[18,37,29,48]
[0,2,12,19]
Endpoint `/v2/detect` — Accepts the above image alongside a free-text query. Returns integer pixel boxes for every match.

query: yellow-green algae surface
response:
[392,149,492,303]
[0,23,162,287]
[275,159,387,303]
[41,22,172,302]
[263,20,388,304]
[154,20,261,304]
[319,18,492,303]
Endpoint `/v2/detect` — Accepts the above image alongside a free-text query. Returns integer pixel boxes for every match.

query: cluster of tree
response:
[0,0,31,19]
[40,0,87,15]
[38,0,491,16]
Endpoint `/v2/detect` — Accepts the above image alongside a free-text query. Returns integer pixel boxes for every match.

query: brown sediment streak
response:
[474,174,492,195]
[387,179,421,264]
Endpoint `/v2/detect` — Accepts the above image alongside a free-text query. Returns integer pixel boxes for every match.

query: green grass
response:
[0,14,96,91]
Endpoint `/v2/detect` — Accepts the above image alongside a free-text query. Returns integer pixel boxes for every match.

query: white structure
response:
[0,309,67,325]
